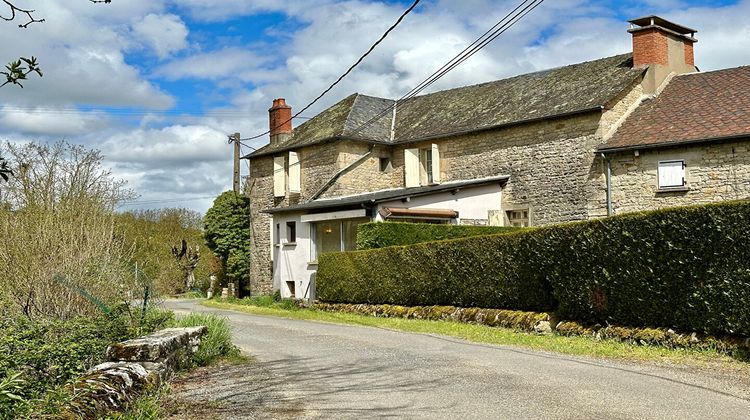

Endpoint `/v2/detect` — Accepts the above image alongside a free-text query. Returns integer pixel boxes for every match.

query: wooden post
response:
[232,132,241,194]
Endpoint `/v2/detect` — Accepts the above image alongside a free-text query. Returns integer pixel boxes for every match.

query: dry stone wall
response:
[607,141,750,214]
[64,327,206,418]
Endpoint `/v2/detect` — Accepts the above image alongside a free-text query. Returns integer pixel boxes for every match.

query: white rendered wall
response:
[271,212,317,300]
[374,184,503,223]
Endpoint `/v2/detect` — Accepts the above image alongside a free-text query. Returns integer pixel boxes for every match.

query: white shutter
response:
[658,161,685,188]
[431,143,441,184]
[273,156,286,197]
[404,148,420,188]
[288,151,300,193]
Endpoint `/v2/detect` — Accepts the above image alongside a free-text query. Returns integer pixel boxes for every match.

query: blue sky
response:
[0,0,748,212]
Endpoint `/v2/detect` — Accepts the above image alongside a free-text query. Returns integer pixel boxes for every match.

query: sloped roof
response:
[601,66,750,152]
[394,54,643,141]
[248,93,394,157]
[263,175,509,214]
[248,54,644,158]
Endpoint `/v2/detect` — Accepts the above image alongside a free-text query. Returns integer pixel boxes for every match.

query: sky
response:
[0,0,747,213]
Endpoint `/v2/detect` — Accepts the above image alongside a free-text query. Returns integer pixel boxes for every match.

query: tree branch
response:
[1,0,44,28]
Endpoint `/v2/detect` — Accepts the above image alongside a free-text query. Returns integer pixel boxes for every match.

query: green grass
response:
[203,300,750,370]
[170,313,240,366]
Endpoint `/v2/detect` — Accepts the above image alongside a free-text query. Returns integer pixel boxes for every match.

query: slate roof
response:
[601,66,750,152]
[263,175,509,214]
[247,54,644,158]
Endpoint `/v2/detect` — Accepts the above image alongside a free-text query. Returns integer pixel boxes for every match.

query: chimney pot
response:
[268,98,293,145]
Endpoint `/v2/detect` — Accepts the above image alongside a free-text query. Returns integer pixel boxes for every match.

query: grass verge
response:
[203,299,750,370]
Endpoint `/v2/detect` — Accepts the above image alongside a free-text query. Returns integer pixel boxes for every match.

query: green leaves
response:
[1,56,42,88]
[203,191,251,287]
[319,200,750,337]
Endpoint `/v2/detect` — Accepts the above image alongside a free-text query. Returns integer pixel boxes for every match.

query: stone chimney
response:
[269,98,292,145]
[628,16,697,94]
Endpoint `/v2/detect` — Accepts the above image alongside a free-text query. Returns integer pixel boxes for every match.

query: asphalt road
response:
[164,300,750,419]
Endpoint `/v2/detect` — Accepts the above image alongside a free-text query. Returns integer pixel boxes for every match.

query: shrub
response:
[0,308,173,417]
[172,313,239,366]
[356,221,522,249]
[318,200,750,336]
[319,229,555,311]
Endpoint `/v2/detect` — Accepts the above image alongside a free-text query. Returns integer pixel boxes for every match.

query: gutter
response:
[598,133,750,154]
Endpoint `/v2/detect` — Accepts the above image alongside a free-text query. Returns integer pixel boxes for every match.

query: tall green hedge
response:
[356,222,522,249]
[318,201,750,336]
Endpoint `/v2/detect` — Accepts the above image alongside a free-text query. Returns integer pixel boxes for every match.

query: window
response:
[312,218,368,260]
[658,160,686,189]
[506,209,530,227]
[404,144,440,187]
[423,149,434,184]
[379,157,392,172]
[274,223,281,245]
[286,221,296,243]
[273,151,301,196]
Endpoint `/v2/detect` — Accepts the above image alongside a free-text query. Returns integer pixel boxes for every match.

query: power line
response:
[266,0,546,176]
[0,106,316,120]
[239,0,422,142]
[117,195,217,207]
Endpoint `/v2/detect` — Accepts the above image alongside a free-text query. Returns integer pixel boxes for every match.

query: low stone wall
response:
[314,303,750,353]
[63,326,206,418]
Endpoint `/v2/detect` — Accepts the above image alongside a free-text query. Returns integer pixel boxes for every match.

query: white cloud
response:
[156,47,275,82]
[0,107,110,136]
[131,13,190,58]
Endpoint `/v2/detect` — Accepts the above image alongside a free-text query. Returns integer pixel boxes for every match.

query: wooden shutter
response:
[404,148,420,188]
[658,161,685,188]
[273,156,285,197]
[431,143,441,184]
[288,151,300,193]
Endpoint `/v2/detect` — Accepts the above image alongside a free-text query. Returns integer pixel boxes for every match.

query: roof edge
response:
[262,175,510,214]
[599,133,750,153]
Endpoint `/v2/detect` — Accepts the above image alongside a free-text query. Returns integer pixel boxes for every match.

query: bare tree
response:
[171,239,200,292]
[1,0,111,87]
[0,140,136,319]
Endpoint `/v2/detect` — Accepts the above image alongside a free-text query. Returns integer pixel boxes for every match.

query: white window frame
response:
[657,160,686,190]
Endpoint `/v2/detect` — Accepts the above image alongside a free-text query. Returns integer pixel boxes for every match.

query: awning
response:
[379,207,458,220]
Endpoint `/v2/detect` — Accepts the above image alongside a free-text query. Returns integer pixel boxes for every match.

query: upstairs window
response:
[404,144,440,188]
[273,151,301,197]
[658,160,686,189]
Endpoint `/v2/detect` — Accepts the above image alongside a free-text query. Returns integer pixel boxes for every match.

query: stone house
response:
[243,16,750,298]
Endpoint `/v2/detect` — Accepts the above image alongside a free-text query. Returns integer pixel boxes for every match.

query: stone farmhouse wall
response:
[606,140,750,215]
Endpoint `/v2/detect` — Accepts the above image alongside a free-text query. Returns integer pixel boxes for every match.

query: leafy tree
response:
[203,191,251,295]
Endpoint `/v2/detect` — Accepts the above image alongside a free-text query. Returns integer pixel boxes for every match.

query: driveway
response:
[163,299,750,419]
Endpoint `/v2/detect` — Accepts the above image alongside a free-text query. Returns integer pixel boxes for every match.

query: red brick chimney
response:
[628,16,697,93]
[269,98,292,145]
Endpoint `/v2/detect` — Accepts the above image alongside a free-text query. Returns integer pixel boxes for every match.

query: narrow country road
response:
[163,300,750,419]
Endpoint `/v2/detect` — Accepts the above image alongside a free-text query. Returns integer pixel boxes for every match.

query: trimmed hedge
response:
[318,200,750,336]
[356,221,522,249]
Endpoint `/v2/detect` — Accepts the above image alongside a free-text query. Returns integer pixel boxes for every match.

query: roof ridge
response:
[341,92,361,134]
[675,65,750,78]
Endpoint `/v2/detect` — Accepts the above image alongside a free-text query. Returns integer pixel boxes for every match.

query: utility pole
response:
[232,132,241,194]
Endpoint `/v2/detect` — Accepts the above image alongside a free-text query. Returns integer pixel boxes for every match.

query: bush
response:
[0,308,173,417]
[172,313,239,366]
[319,229,555,311]
[318,201,750,336]
[356,221,522,249]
